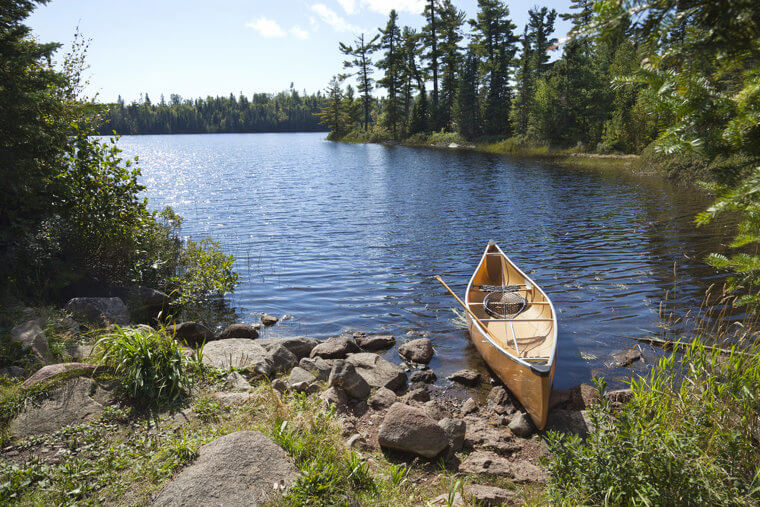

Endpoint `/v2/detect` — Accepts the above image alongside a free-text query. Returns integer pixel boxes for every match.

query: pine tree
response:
[376,10,404,137]
[339,33,380,131]
[421,0,440,110]
[469,0,518,137]
[437,0,466,130]
[400,27,424,133]
[317,76,347,137]
[455,49,481,140]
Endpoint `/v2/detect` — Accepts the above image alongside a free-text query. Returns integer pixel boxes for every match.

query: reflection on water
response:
[114,133,732,389]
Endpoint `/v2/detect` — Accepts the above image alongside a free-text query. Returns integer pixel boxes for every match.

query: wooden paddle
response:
[435,275,506,347]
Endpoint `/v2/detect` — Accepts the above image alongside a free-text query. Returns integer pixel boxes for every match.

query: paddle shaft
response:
[435,275,505,346]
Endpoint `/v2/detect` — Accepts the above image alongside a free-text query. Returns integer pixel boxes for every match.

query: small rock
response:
[151,431,298,506]
[65,297,130,327]
[212,392,256,406]
[403,387,430,403]
[218,323,259,340]
[438,417,466,451]
[354,334,396,350]
[612,347,642,367]
[267,344,298,373]
[423,400,449,421]
[258,336,319,359]
[0,366,27,380]
[23,363,100,387]
[298,356,334,381]
[226,371,252,391]
[288,366,316,387]
[377,402,449,458]
[459,451,547,483]
[290,381,311,393]
[462,397,478,415]
[398,338,434,364]
[466,484,520,505]
[606,388,633,404]
[409,369,437,383]
[173,321,215,347]
[448,369,481,386]
[464,416,521,454]
[429,492,464,506]
[508,412,535,438]
[328,360,370,400]
[310,337,360,359]
[369,387,398,410]
[487,386,515,414]
[260,313,279,326]
[271,379,288,393]
[65,343,92,361]
[10,320,50,363]
[306,382,322,394]
[346,434,366,448]
[345,352,406,390]
[319,386,349,411]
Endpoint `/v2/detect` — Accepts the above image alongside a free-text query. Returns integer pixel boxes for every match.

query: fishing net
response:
[483,290,527,318]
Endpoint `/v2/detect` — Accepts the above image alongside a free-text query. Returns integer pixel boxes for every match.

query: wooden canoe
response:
[465,242,557,430]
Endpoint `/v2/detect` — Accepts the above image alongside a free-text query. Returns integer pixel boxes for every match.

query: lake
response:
[115,132,731,389]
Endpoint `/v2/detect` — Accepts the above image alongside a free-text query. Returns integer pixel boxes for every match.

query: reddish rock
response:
[378,402,448,458]
[398,338,434,364]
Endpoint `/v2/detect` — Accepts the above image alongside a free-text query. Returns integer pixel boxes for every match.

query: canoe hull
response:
[467,314,554,429]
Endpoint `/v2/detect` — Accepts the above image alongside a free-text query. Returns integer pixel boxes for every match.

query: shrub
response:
[94,326,201,407]
[545,339,760,505]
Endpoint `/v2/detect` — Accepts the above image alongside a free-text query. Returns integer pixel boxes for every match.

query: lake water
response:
[115,132,732,389]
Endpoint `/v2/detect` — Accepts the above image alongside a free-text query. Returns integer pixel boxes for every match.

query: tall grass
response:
[94,326,202,407]
[545,314,760,505]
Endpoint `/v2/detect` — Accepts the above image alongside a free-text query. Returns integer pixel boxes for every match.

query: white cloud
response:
[245,17,286,37]
[291,26,309,39]
[338,0,357,14]
[311,4,363,33]
[356,0,425,15]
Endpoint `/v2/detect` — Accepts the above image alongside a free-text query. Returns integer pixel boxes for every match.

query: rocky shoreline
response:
[0,291,632,505]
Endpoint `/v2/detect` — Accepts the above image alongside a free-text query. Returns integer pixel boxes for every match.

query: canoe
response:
[465,242,557,430]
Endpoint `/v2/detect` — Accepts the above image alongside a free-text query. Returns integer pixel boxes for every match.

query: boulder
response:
[466,484,520,505]
[152,431,298,506]
[309,337,360,359]
[10,377,112,439]
[23,362,100,387]
[398,338,434,364]
[267,344,297,373]
[354,334,396,351]
[258,336,319,359]
[459,451,548,483]
[260,313,279,326]
[368,387,398,410]
[217,324,259,340]
[409,369,437,383]
[298,357,334,381]
[438,417,466,451]
[377,402,448,458]
[288,366,316,387]
[172,322,215,347]
[226,371,252,391]
[9,320,50,363]
[448,369,481,386]
[202,339,270,373]
[319,386,349,411]
[403,387,430,403]
[328,360,370,399]
[464,416,521,454]
[508,413,536,438]
[65,297,130,327]
[462,398,478,415]
[345,353,406,391]
[487,386,515,415]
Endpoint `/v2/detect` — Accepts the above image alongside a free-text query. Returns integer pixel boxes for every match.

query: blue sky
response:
[28,0,573,103]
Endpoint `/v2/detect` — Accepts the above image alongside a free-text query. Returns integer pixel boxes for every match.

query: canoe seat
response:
[473,284,522,292]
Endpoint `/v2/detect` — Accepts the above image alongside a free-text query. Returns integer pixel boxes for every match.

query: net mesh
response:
[484,290,527,318]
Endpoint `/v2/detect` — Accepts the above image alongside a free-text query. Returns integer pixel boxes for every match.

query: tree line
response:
[100,86,327,135]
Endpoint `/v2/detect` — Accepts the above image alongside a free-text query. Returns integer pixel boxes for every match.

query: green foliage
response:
[546,340,760,505]
[170,238,238,308]
[94,326,201,407]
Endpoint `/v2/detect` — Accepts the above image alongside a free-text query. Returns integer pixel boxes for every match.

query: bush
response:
[94,326,201,407]
[545,339,760,505]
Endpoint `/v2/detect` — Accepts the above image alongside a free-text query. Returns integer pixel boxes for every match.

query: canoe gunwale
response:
[465,243,558,377]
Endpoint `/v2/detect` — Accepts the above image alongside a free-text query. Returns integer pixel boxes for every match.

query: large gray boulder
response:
[173,322,215,347]
[377,402,449,458]
[202,339,271,374]
[298,357,334,381]
[398,338,434,364]
[152,431,298,506]
[10,320,50,363]
[10,377,114,439]
[65,297,130,327]
[23,362,100,387]
[257,337,319,359]
[345,353,406,391]
[328,360,370,400]
[310,337,360,359]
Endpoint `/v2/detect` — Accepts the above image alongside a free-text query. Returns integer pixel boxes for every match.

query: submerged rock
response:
[377,402,448,458]
[448,368,481,386]
[612,347,642,367]
[152,431,298,506]
[260,313,279,326]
